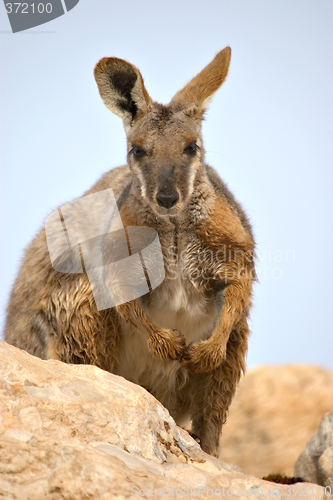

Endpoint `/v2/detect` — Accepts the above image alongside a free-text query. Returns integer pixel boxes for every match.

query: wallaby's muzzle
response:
[156,190,179,209]
[156,173,180,210]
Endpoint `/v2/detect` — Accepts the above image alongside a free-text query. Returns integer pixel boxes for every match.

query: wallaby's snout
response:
[156,177,179,210]
[156,192,179,209]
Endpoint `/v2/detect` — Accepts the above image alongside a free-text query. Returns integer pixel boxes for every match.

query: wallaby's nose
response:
[156,191,179,209]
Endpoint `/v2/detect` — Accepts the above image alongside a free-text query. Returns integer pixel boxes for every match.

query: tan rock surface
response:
[219,365,333,478]
[0,341,327,499]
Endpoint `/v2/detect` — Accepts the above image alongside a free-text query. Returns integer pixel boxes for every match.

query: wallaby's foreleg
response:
[181,254,253,373]
[190,317,249,456]
[116,299,186,361]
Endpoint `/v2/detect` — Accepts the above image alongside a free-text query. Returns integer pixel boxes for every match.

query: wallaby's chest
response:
[148,270,219,344]
[147,229,220,343]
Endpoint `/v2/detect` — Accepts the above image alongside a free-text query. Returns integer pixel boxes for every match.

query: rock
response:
[295,411,333,489]
[219,365,333,478]
[0,340,325,499]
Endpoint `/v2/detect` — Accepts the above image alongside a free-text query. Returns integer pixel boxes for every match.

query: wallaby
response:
[5,47,255,457]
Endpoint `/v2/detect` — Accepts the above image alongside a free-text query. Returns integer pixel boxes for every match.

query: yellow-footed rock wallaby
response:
[5,47,256,456]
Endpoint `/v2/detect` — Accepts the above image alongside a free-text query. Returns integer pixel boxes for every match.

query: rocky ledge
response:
[0,340,329,499]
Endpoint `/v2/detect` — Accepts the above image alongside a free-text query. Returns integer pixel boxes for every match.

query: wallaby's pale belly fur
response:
[5,47,256,457]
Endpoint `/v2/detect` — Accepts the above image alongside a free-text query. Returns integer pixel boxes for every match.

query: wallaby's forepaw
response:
[147,329,186,361]
[181,339,226,373]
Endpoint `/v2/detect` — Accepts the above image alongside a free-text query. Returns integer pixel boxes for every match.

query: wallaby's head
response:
[94,47,231,216]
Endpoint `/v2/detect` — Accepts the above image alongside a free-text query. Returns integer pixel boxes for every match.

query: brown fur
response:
[4,47,255,457]
[263,474,304,485]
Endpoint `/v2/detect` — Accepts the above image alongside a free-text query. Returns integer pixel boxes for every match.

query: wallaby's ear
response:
[171,47,231,115]
[94,57,152,127]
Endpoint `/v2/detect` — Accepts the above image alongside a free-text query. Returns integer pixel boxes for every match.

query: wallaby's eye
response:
[183,141,199,157]
[130,144,147,160]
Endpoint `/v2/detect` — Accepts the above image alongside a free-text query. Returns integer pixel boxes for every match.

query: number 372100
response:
[5,3,53,14]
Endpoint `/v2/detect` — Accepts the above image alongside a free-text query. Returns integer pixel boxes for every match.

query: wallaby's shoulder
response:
[205,165,254,239]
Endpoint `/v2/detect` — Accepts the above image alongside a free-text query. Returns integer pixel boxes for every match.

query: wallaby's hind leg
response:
[191,317,249,456]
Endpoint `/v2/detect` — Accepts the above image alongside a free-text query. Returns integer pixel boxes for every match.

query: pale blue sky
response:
[1,0,332,369]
